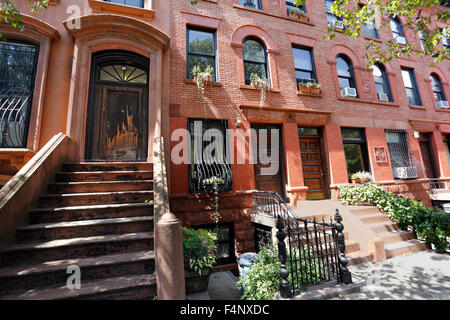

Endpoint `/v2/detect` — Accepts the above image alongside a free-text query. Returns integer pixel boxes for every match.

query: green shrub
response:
[182,227,217,274]
[339,184,450,252]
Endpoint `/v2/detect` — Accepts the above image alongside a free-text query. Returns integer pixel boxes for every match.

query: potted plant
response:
[298,81,311,93]
[250,73,270,107]
[351,171,372,184]
[192,65,214,116]
[243,0,256,8]
[183,227,218,294]
[307,82,321,94]
[288,8,308,22]
[201,176,225,224]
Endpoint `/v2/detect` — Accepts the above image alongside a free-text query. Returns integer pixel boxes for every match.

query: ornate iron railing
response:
[253,191,352,298]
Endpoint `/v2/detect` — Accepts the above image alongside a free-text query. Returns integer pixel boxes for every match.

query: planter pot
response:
[310,88,321,94]
[289,13,308,22]
[201,182,226,194]
[185,268,212,294]
[299,86,311,93]
[193,74,211,85]
[351,178,361,184]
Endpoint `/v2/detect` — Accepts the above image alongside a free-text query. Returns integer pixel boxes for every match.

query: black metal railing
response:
[253,191,352,298]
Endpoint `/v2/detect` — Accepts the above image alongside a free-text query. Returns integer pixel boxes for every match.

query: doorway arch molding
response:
[63,14,170,161]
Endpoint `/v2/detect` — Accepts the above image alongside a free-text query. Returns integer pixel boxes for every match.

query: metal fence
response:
[0,41,39,148]
[253,191,352,298]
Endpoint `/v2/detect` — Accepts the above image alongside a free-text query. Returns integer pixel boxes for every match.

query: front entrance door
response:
[299,136,326,200]
[419,133,437,178]
[252,124,286,198]
[85,51,149,162]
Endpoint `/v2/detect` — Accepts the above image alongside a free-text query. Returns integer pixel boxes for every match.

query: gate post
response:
[276,215,293,298]
[334,209,352,284]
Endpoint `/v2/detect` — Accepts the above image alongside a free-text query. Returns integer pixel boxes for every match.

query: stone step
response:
[345,240,361,254]
[48,180,154,194]
[347,251,372,266]
[39,191,154,208]
[0,232,154,267]
[370,221,402,234]
[0,274,157,300]
[0,251,155,293]
[16,216,154,243]
[385,239,429,259]
[29,203,154,224]
[62,162,153,172]
[359,213,391,224]
[350,207,382,216]
[378,230,416,245]
[55,171,153,183]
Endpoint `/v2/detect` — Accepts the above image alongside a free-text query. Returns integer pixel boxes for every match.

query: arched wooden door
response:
[85,51,149,162]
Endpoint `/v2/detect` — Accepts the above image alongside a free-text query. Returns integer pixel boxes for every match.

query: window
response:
[292,46,316,83]
[243,38,268,85]
[324,0,342,28]
[341,128,370,179]
[363,18,379,39]
[372,64,392,102]
[419,31,427,51]
[0,40,39,148]
[336,55,357,95]
[194,223,235,265]
[286,0,306,15]
[187,27,216,81]
[390,18,406,44]
[430,74,447,104]
[401,68,422,106]
[239,0,262,10]
[188,118,232,194]
[385,129,413,177]
[104,0,144,8]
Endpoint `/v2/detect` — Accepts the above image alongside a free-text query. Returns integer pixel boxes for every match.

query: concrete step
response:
[29,202,154,224]
[39,191,154,208]
[347,251,372,266]
[48,180,154,193]
[62,162,153,172]
[0,232,154,267]
[16,216,154,243]
[0,274,157,300]
[360,213,391,224]
[385,239,429,259]
[370,221,402,234]
[55,171,153,183]
[0,251,155,293]
[378,230,416,245]
[345,240,361,254]
[350,207,382,217]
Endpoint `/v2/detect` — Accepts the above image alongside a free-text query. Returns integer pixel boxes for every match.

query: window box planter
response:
[298,85,311,93]
[310,87,321,94]
[351,177,361,184]
[185,268,212,294]
[288,11,308,22]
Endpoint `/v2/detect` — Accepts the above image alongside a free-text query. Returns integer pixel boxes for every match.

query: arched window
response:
[430,74,447,105]
[239,0,262,10]
[336,55,357,96]
[390,18,406,44]
[243,38,268,85]
[372,64,392,102]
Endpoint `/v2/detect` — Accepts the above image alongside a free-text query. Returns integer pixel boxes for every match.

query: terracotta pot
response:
[351,178,361,184]
[185,268,212,294]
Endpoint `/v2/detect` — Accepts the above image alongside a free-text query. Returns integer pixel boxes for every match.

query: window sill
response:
[337,97,399,107]
[184,79,223,87]
[363,36,382,43]
[233,4,314,26]
[435,108,450,113]
[297,90,323,98]
[409,104,426,110]
[240,84,280,93]
[88,0,155,22]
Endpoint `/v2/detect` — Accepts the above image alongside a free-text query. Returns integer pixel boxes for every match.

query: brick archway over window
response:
[231,25,280,89]
[425,66,449,107]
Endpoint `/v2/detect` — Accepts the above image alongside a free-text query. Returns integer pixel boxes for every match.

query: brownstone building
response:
[0,0,448,299]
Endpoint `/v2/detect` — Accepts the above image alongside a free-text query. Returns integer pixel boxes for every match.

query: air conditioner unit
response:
[341,87,357,97]
[334,20,344,29]
[393,167,418,179]
[437,100,449,109]
[396,36,407,45]
[378,93,389,102]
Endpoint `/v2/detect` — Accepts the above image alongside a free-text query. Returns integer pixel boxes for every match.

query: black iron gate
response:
[0,41,39,148]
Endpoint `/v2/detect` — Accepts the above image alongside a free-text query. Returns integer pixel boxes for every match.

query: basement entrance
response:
[84,51,149,162]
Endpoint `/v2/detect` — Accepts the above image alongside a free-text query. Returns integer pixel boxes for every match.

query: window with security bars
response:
[194,223,235,265]
[385,129,412,169]
[188,118,232,194]
[0,41,39,148]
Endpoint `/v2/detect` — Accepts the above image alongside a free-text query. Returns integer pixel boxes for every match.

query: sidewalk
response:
[336,250,450,300]
[187,271,241,300]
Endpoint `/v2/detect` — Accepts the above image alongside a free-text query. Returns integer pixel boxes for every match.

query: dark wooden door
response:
[299,137,326,200]
[419,135,437,178]
[252,124,285,197]
[90,85,148,161]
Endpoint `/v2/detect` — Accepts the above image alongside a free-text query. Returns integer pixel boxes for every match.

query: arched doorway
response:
[84,50,149,162]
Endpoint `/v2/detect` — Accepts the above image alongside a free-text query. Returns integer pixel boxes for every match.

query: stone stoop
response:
[350,207,429,261]
[0,162,156,300]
